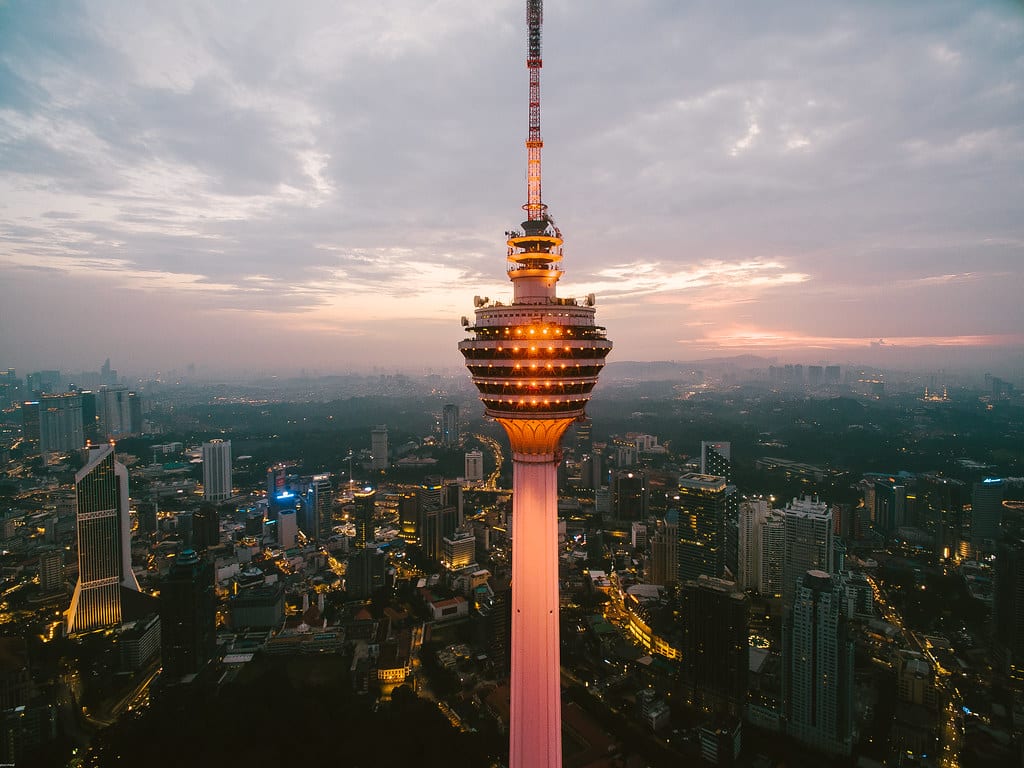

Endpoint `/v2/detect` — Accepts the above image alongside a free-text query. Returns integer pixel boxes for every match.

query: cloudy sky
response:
[1,0,1022,377]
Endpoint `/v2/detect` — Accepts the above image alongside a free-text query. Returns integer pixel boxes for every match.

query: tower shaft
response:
[507,434,566,767]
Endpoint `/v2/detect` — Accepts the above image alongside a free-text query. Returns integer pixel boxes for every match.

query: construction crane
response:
[524,0,546,222]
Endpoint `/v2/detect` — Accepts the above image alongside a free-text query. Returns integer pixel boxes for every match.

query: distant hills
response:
[602,355,776,382]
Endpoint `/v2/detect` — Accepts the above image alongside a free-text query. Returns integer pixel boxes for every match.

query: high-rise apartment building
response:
[758,510,786,599]
[67,444,140,634]
[201,439,232,503]
[465,450,484,482]
[38,393,85,454]
[97,387,140,438]
[370,425,389,471]
[442,404,460,447]
[38,548,64,594]
[19,401,41,454]
[678,576,749,718]
[785,570,854,756]
[782,496,834,608]
[738,498,770,592]
[677,473,729,582]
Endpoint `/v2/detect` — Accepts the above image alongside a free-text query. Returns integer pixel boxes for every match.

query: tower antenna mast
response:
[525,0,545,222]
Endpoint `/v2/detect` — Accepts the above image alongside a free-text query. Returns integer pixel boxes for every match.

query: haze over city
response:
[1,0,1022,376]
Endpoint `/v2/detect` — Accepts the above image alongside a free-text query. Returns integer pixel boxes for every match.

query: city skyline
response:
[2,1,1023,376]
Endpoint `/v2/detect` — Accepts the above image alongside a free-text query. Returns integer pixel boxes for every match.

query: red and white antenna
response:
[524,0,546,222]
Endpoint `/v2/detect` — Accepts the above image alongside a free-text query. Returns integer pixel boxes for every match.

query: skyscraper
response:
[700,441,731,478]
[758,510,786,599]
[442,404,460,447]
[67,443,140,634]
[159,549,216,679]
[918,473,965,560]
[306,474,334,542]
[38,393,85,454]
[201,439,232,503]
[676,473,729,582]
[782,496,834,608]
[994,518,1024,684]
[370,425,389,471]
[873,476,907,534]
[612,469,647,521]
[191,502,219,553]
[700,441,739,578]
[97,387,140,438]
[353,488,375,550]
[19,401,40,454]
[738,498,770,592]
[464,450,484,482]
[678,576,749,717]
[785,570,854,756]
[972,477,1005,555]
[649,509,679,587]
[457,2,612,763]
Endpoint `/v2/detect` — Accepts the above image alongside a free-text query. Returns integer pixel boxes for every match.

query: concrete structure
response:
[758,511,786,598]
[457,3,611,762]
[464,449,484,482]
[649,510,679,587]
[160,549,216,679]
[676,473,729,582]
[738,498,769,592]
[785,570,854,756]
[37,548,64,594]
[442,403,460,447]
[201,439,232,502]
[972,477,1005,554]
[678,576,749,718]
[700,441,731,477]
[38,393,85,454]
[782,496,834,608]
[442,529,476,571]
[97,387,140,438]
[67,443,140,634]
[370,425,389,471]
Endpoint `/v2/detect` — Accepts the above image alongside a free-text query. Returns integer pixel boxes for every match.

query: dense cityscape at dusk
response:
[2,1,1024,767]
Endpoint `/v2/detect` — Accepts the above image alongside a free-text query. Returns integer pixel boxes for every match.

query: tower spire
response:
[525,0,545,221]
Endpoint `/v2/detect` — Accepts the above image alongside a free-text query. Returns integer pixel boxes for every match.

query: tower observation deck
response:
[458,2,611,766]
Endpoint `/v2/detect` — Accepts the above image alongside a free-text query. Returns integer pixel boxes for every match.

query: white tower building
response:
[370,425,389,471]
[202,439,232,502]
[783,496,834,607]
[458,3,611,764]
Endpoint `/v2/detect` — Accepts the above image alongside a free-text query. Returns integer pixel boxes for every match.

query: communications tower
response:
[459,2,611,765]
